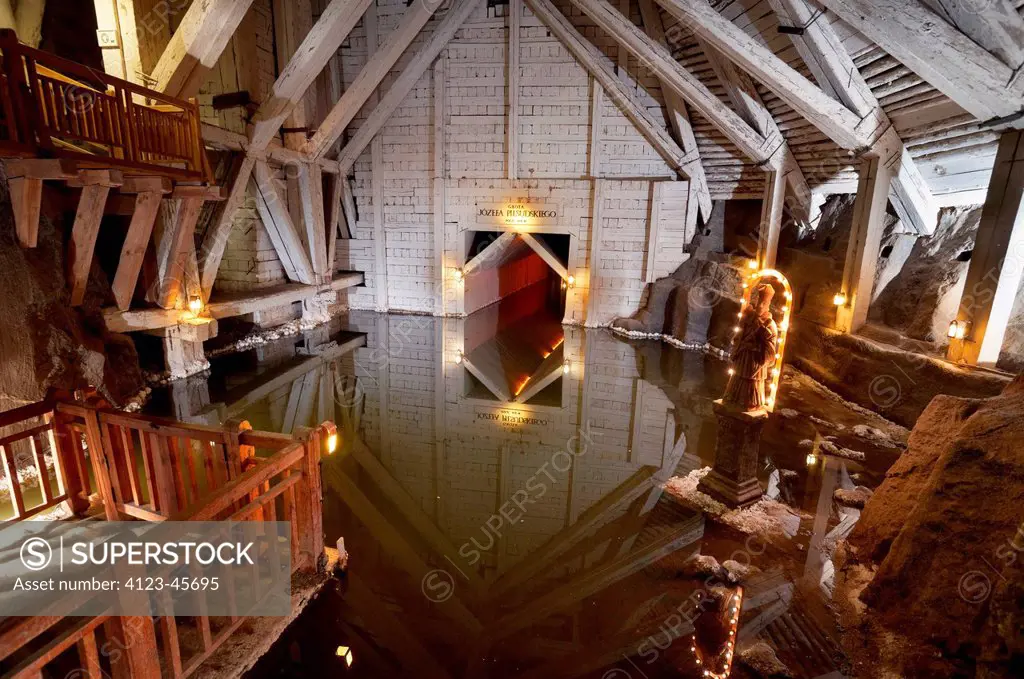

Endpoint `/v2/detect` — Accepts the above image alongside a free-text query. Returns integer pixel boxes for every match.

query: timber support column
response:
[835,132,901,333]
[948,131,1024,367]
[757,169,786,269]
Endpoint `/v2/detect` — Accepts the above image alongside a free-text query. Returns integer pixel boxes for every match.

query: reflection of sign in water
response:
[477,411,549,426]
[477,201,557,226]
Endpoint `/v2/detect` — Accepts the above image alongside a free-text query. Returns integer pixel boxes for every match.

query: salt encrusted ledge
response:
[609,324,730,360]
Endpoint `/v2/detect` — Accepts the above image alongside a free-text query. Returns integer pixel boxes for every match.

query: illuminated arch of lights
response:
[690,587,744,679]
[730,268,793,413]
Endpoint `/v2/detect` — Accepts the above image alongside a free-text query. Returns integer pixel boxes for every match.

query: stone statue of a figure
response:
[723,283,778,411]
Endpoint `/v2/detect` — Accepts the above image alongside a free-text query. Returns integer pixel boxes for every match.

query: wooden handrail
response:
[0,29,210,182]
[0,397,333,679]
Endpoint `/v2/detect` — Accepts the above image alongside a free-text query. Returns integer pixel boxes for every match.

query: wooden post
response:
[948,131,1024,367]
[8,177,42,248]
[69,172,123,306]
[836,143,899,333]
[757,170,786,269]
[112,191,166,310]
[49,412,90,514]
[294,425,325,571]
[82,408,119,520]
[104,616,161,679]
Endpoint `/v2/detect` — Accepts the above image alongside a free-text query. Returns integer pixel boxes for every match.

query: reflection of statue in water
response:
[723,283,778,411]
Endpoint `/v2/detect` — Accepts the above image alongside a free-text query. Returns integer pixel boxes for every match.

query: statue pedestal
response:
[697,400,767,508]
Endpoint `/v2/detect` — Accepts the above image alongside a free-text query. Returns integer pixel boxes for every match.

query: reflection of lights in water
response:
[513,376,531,397]
[691,588,743,679]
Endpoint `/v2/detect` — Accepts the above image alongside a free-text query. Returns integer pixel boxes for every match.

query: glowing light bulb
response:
[747,259,758,270]
[727,368,735,376]
[567,275,576,287]
[833,292,847,307]
[806,453,817,466]
[326,433,339,455]
[454,351,463,365]
[733,326,741,333]
[187,297,203,316]
[563,360,571,375]
[452,268,464,282]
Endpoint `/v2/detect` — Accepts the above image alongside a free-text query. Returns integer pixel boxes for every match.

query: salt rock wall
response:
[0,171,143,411]
[839,377,1024,678]
[868,206,979,346]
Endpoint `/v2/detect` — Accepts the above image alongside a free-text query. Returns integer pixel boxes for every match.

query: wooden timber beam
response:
[561,0,776,167]
[3,159,78,248]
[525,0,698,182]
[92,0,144,83]
[249,0,373,151]
[151,0,255,99]
[948,131,1024,367]
[306,0,442,159]
[197,155,256,301]
[921,0,1024,72]
[15,0,45,47]
[817,0,1022,123]
[153,197,205,309]
[112,177,173,310]
[273,0,315,151]
[252,160,316,285]
[326,172,342,270]
[636,0,711,221]
[69,170,123,306]
[297,162,328,280]
[766,0,937,234]
[151,0,256,98]
[0,2,13,31]
[651,0,878,150]
[699,39,811,219]
[104,273,364,332]
[836,130,902,332]
[337,0,478,172]
[200,122,343,174]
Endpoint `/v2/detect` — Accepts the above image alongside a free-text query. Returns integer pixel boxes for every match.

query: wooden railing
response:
[0,397,332,678]
[0,29,209,181]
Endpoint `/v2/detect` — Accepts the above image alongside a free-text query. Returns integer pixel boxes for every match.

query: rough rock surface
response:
[0,170,143,409]
[869,206,980,345]
[837,376,1024,678]
[737,641,793,678]
[791,322,1008,428]
[833,486,872,509]
[612,255,744,350]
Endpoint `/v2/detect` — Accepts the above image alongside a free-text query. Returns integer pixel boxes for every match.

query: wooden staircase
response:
[0,395,334,678]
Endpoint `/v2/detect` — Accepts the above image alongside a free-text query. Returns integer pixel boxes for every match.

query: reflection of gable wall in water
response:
[340,310,692,571]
